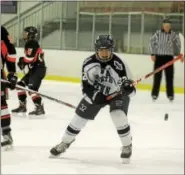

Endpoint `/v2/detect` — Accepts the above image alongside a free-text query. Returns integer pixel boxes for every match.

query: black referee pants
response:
[151,55,174,99]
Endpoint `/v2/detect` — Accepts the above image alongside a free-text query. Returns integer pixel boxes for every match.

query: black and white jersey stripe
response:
[149,30,181,56]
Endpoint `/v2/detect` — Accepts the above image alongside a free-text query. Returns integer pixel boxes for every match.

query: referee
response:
[149,18,182,102]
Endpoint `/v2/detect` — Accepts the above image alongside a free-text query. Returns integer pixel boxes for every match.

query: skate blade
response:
[29,114,45,119]
[49,154,61,158]
[2,145,14,151]
[12,112,27,118]
[122,158,130,164]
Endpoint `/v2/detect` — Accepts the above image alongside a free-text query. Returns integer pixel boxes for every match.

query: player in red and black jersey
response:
[1,25,18,148]
[12,26,47,116]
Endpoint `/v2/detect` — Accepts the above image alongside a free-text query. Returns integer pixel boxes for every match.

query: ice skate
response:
[50,140,74,157]
[12,101,27,113]
[1,132,13,151]
[29,104,45,118]
[120,144,132,164]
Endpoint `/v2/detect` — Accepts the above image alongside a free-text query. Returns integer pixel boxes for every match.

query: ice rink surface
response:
[1,80,184,174]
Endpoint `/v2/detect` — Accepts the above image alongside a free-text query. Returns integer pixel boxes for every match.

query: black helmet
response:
[95,35,114,62]
[163,18,171,24]
[24,26,38,40]
[95,35,114,51]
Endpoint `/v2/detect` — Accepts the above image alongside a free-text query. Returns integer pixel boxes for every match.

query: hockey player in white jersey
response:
[50,35,136,163]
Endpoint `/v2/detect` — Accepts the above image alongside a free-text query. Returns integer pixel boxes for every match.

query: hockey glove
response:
[91,91,107,105]
[121,79,136,96]
[17,57,26,70]
[7,72,18,90]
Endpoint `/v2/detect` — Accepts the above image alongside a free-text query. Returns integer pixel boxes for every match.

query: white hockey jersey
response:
[82,53,133,99]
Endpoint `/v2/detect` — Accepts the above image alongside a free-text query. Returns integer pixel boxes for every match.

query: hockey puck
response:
[164,113,169,121]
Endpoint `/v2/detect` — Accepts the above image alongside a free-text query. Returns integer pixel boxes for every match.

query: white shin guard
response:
[110,110,132,146]
[62,114,88,143]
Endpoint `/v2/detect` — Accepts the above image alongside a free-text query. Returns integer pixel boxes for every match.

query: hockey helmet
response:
[23,26,38,40]
[95,35,114,62]
[162,18,171,24]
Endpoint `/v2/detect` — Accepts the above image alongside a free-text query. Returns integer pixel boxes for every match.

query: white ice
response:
[1,80,184,174]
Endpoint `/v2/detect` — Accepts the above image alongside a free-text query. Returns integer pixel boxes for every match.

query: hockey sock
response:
[62,114,88,143]
[29,92,42,105]
[17,90,27,103]
[17,81,27,103]
[110,110,132,146]
[1,102,11,135]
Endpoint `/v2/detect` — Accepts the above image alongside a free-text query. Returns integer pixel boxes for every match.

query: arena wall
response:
[15,48,184,93]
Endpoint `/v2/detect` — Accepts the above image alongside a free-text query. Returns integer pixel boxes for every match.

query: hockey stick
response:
[107,54,183,100]
[2,54,181,108]
[1,79,76,109]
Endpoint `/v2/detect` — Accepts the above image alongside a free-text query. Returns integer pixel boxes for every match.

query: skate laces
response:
[3,135,9,141]
[3,134,12,142]
[19,100,26,107]
[33,104,40,112]
[35,104,43,111]
[55,142,69,152]
[121,145,132,153]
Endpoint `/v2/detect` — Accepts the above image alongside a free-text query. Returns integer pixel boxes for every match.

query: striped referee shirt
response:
[149,29,181,56]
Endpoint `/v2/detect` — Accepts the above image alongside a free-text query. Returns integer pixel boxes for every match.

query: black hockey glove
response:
[17,57,26,70]
[121,79,136,96]
[91,91,107,105]
[7,72,18,90]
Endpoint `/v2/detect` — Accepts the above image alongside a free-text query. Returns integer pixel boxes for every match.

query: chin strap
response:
[96,53,113,63]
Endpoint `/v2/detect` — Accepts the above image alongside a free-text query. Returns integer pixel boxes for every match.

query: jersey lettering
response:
[114,60,123,71]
